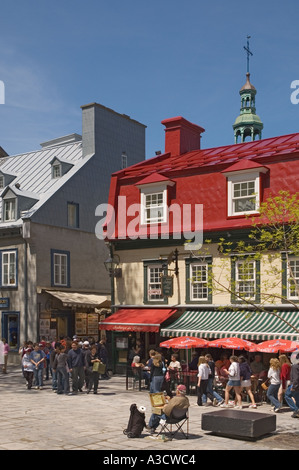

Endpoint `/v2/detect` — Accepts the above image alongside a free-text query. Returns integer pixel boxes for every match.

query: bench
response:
[201,409,276,440]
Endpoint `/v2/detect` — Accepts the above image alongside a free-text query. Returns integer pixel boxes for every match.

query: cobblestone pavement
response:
[1,366,299,453]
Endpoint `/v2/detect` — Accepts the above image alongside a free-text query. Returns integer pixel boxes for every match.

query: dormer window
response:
[50,157,73,179]
[222,160,269,218]
[136,172,175,226]
[4,198,16,221]
[1,186,39,223]
[142,189,167,224]
[52,163,61,179]
[0,171,17,189]
[231,178,258,215]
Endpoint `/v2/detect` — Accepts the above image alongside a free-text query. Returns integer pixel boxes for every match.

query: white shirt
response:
[268,367,281,385]
[197,363,211,380]
[228,362,240,381]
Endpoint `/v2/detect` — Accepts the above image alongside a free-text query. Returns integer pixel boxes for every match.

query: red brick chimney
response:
[161,116,205,156]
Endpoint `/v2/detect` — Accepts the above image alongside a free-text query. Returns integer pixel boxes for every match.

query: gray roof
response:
[0,135,92,227]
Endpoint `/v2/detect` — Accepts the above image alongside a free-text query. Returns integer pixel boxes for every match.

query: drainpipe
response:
[22,220,30,341]
[24,239,28,341]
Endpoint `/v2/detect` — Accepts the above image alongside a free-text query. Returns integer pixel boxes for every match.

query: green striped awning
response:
[160,310,299,341]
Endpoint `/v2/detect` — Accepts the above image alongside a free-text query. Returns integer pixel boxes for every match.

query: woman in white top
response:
[220,355,243,409]
[197,356,213,406]
[267,358,281,412]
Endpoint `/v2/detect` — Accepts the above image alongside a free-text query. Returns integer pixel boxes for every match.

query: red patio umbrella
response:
[207,337,258,352]
[256,339,299,353]
[160,336,209,371]
[160,336,209,349]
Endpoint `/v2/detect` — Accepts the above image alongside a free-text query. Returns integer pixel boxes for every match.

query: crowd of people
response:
[3,334,299,419]
[19,335,109,395]
[129,343,299,419]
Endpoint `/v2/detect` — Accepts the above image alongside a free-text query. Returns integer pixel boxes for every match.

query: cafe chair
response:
[126,366,146,391]
[156,407,189,440]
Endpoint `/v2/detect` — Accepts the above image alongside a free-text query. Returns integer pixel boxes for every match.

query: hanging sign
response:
[161,275,174,297]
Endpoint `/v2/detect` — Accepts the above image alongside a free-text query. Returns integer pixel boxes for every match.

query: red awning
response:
[99,308,177,333]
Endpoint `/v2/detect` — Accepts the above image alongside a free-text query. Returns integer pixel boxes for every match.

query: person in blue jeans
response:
[267,358,281,412]
[202,354,224,406]
[30,343,46,389]
[150,353,165,393]
[53,345,70,395]
[284,360,299,418]
[148,384,189,433]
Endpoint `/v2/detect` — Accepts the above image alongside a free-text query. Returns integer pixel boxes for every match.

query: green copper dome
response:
[233,112,263,126]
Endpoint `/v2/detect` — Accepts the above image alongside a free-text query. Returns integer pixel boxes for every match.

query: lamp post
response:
[104,252,122,314]
[104,255,122,278]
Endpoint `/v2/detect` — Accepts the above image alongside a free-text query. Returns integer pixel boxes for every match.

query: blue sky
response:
[1,0,299,158]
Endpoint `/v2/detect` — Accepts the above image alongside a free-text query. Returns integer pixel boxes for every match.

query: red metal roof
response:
[105,130,299,238]
[115,132,299,182]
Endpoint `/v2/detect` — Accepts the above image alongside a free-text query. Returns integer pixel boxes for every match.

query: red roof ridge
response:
[113,132,299,181]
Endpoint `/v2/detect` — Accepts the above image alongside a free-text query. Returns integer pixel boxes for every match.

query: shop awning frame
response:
[99,308,177,333]
[160,310,299,341]
[45,290,111,308]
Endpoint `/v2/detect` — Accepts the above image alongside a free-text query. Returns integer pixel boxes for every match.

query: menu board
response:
[75,313,99,336]
[39,319,51,338]
[75,313,87,335]
[87,313,99,335]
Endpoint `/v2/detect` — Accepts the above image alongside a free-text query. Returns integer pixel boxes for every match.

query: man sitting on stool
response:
[148,384,189,434]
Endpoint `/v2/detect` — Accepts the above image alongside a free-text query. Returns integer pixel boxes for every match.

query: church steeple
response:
[233,37,263,143]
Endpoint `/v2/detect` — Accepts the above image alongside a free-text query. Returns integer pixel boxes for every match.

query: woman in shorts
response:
[220,355,243,409]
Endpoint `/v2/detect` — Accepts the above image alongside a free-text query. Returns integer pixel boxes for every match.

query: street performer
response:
[148,384,189,434]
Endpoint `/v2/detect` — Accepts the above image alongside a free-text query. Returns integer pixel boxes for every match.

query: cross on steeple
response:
[243,35,253,74]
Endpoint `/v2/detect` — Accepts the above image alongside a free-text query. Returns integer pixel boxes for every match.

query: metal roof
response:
[0,137,88,226]
[114,132,299,183]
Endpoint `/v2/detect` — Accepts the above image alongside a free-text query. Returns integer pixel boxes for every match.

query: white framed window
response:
[51,250,70,287]
[0,175,4,189]
[232,180,256,213]
[147,264,163,301]
[2,250,17,286]
[52,164,61,179]
[235,259,256,299]
[190,263,208,301]
[54,253,67,286]
[227,171,261,217]
[287,257,299,300]
[141,188,167,225]
[4,199,16,221]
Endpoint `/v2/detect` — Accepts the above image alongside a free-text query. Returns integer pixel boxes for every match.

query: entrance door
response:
[2,312,20,351]
[51,310,73,340]
[57,316,68,339]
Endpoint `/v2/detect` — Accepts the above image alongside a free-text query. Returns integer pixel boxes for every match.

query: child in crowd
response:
[30,343,46,390]
[168,353,181,370]
[22,348,34,389]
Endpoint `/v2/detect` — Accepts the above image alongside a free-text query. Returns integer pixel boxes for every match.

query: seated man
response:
[148,384,189,434]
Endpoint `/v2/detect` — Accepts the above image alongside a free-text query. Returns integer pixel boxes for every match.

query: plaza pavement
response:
[0,365,299,453]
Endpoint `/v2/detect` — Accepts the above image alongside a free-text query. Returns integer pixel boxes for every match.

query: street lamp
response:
[104,254,122,278]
